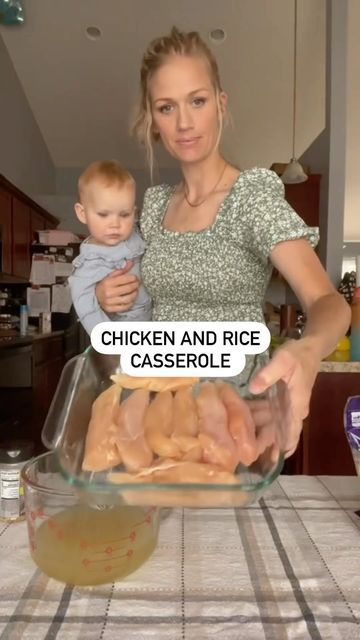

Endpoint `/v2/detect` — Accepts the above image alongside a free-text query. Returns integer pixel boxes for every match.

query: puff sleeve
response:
[242,168,319,262]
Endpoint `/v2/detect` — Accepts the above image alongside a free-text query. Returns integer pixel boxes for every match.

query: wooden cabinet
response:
[283,370,358,476]
[0,174,58,281]
[0,186,12,274]
[284,174,321,227]
[12,196,31,279]
[0,333,78,454]
[30,209,46,242]
[32,335,64,435]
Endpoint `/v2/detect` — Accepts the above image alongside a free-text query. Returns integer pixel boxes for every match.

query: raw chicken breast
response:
[109,459,237,484]
[110,373,199,392]
[108,460,243,508]
[82,383,122,472]
[172,387,202,462]
[144,391,180,458]
[216,382,258,466]
[195,382,238,472]
[112,388,153,472]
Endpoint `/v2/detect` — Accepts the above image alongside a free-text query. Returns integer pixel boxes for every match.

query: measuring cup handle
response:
[41,354,83,450]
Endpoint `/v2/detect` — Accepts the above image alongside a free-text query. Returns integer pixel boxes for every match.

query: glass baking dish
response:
[42,347,285,508]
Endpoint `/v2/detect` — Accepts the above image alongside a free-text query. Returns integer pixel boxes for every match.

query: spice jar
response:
[39,311,52,334]
[0,440,34,522]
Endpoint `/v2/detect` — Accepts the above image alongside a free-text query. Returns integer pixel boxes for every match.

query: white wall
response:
[33,166,181,233]
[0,0,326,172]
[0,35,55,194]
[344,0,360,241]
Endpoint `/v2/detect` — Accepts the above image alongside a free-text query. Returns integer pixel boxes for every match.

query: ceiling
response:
[0,0,326,170]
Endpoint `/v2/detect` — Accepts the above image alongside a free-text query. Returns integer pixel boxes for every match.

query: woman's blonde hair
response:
[132,26,225,179]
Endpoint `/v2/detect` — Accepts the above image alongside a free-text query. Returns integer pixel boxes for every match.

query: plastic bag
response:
[344,396,360,475]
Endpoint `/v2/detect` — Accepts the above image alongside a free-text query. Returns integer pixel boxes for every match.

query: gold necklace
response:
[183,161,228,208]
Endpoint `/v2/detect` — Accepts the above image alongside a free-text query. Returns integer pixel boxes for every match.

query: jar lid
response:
[0,440,34,464]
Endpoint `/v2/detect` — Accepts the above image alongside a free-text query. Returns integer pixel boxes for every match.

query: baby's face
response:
[77,180,136,245]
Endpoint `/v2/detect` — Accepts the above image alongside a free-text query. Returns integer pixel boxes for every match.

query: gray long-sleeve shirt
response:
[68,232,152,335]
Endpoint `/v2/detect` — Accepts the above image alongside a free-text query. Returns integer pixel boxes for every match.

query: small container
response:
[0,440,34,522]
[0,290,8,308]
[20,304,28,336]
[0,313,12,330]
[350,287,360,361]
[39,311,52,334]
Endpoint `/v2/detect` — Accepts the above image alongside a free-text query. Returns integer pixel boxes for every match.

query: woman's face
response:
[149,54,227,164]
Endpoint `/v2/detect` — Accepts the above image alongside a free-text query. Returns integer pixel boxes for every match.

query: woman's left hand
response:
[248,339,320,457]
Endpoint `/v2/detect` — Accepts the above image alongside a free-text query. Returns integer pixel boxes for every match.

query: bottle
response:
[350,287,360,361]
[279,304,301,340]
[39,311,51,334]
[20,304,28,336]
[0,440,34,522]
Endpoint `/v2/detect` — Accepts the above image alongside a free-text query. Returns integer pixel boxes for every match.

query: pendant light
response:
[281,0,308,184]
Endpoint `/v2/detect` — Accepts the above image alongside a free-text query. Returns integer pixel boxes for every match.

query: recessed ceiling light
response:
[86,26,102,41]
[209,28,227,43]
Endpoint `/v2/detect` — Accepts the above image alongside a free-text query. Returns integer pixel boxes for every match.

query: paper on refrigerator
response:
[51,283,72,313]
[54,261,73,278]
[26,287,51,317]
[30,254,56,285]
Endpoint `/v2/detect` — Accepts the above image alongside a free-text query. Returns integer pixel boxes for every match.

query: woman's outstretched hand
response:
[95,260,140,314]
[248,339,320,458]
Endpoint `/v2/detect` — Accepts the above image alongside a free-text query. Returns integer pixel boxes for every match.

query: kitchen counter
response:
[0,475,359,639]
[319,360,360,372]
[0,329,79,452]
[0,330,64,350]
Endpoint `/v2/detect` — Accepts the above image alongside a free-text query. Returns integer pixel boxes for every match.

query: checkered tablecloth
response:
[0,476,359,640]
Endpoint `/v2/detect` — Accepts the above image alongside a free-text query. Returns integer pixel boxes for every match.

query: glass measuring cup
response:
[21,452,159,586]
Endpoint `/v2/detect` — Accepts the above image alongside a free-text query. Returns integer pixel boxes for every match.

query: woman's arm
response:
[271,238,350,357]
[250,238,351,456]
[95,261,140,314]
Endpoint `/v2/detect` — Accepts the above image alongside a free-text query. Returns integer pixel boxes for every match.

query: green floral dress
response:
[140,168,319,385]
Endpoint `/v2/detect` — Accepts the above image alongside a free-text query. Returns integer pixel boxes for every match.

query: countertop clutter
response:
[0,327,80,452]
[319,360,360,372]
[0,329,64,349]
[0,475,358,639]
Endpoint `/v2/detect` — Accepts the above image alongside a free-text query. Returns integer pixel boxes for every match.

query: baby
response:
[68,160,152,335]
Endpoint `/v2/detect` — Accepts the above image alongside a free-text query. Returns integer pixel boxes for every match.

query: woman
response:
[95,27,350,458]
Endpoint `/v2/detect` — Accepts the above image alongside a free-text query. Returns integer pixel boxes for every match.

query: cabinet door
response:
[284,175,321,227]
[30,209,46,242]
[12,196,31,279]
[32,336,64,449]
[284,371,358,476]
[0,186,12,274]
[33,357,64,414]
